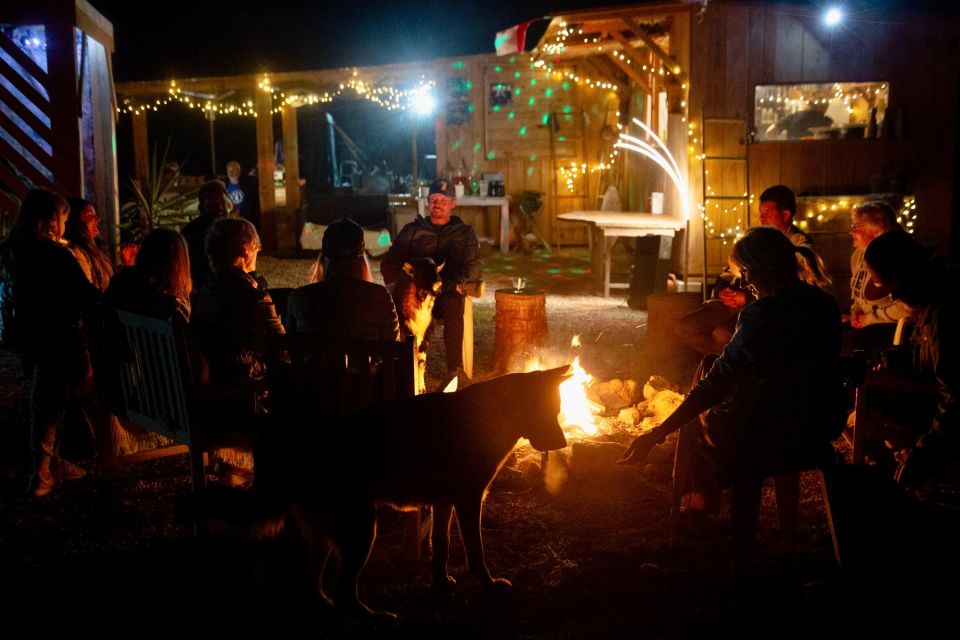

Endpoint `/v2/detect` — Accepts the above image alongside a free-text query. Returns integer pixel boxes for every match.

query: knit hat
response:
[322,218,365,259]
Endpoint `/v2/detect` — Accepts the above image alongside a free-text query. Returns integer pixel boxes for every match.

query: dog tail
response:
[176,486,287,538]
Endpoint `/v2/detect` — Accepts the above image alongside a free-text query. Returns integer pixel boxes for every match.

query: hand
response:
[718,288,746,309]
[894,447,933,490]
[618,430,665,466]
[850,309,867,329]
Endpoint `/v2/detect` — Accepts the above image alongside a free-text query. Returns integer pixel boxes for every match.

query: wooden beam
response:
[550,4,696,24]
[617,16,688,84]
[255,88,276,249]
[131,112,148,187]
[606,53,651,94]
[281,105,301,213]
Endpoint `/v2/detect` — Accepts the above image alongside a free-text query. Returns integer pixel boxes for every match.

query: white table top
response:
[557,210,686,231]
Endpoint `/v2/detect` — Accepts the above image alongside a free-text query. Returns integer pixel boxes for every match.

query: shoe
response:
[55,458,87,481]
[27,469,56,498]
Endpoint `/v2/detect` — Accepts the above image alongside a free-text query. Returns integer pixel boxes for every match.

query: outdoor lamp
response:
[411,89,436,116]
[824,7,844,27]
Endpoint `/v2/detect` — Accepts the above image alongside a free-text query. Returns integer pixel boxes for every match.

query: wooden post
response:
[281,105,301,213]
[88,36,120,261]
[131,111,148,188]
[255,88,276,250]
[45,22,82,196]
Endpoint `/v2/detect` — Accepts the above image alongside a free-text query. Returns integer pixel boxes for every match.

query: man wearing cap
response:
[286,218,400,341]
[381,179,483,377]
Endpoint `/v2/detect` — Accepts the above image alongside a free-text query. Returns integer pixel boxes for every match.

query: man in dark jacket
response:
[381,179,483,376]
[182,180,232,291]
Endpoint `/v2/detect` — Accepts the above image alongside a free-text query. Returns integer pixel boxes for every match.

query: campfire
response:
[508,336,685,493]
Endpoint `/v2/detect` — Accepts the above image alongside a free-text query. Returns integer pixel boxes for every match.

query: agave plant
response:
[124,140,199,241]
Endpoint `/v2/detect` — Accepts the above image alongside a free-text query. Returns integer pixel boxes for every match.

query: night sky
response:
[88,0,959,82]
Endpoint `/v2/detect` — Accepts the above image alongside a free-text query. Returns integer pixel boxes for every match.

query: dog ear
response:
[436,261,445,274]
[403,262,414,276]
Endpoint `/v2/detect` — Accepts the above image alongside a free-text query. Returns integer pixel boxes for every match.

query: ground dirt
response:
[2,247,958,637]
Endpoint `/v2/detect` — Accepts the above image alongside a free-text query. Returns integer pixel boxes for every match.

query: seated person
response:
[675,185,818,355]
[191,218,285,458]
[766,100,833,140]
[104,228,192,324]
[844,201,911,355]
[622,227,846,511]
[864,230,959,489]
[286,218,400,341]
[380,178,483,377]
[182,180,232,291]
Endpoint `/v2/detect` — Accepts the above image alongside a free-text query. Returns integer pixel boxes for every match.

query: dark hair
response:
[322,218,365,260]
[852,201,900,232]
[64,198,112,290]
[759,185,797,220]
[730,226,829,293]
[7,189,69,257]
[864,230,933,288]
[198,179,229,217]
[136,228,192,300]
[205,217,259,272]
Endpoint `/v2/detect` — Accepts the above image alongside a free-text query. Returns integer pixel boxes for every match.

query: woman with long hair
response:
[64,198,113,292]
[104,228,192,323]
[1,189,101,497]
[621,227,845,531]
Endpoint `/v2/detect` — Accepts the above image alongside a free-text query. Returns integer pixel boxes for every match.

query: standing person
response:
[844,201,910,354]
[182,179,232,291]
[674,185,818,355]
[380,179,483,378]
[64,198,113,292]
[864,230,959,489]
[621,226,845,524]
[0,189,101,497]
[225,160,261,233]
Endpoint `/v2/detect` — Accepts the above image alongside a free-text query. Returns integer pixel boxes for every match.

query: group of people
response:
[624,184,957,512]
[0,174,482,498]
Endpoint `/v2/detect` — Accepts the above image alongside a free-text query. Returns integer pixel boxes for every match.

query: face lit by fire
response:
[758,199,792,233]
[80,204,100,240]
[850,213,884,251]
[428,194,456,226]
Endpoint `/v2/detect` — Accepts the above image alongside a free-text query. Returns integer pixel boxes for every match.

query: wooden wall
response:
[689,1,960,274]
[434,54,621,246]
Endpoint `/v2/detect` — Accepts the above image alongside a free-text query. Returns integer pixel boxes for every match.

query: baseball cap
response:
[428,179,456,198]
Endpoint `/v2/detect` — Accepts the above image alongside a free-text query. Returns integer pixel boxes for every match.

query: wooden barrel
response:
[494,288,548,371]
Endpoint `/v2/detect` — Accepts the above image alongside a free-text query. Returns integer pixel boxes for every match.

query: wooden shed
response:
[0,0,120,256]
[114,1,960,299]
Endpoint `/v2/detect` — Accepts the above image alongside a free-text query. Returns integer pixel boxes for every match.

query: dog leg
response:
[454,497,511,592]
[430,503,455,591]
[307,538,336,606]
[330,510,397,621]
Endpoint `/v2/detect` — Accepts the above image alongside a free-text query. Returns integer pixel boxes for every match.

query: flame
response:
[558,357,602,437]
[570,335,581,348]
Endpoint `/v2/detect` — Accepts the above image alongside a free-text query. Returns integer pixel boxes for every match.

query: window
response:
[754,82,889,142]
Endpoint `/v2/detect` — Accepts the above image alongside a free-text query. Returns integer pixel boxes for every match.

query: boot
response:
[27,457,56,498]
[54,457,87,481]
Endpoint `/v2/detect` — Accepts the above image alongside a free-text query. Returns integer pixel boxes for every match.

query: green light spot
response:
[545,88,553,97]
[451,139,461,150]
[452,60,465,69]
[465,81,473,90]
[494,33,507,49]
[526,166,534,177]
[562,105,572,113]
[557,136,567,141]
[508,111,515,119]
[492,105,501,112]
[529,154,537,161]
[496,84,504,90]
[564,114,572,122]
[570,268,586,274]
[487,151,496,160]
[519,126,527,136]
[494,65,502,73]
[467,104,474,112]
[541,113,550,125]
[473,142,482,152]
[509,56,516,63]
[548,268,562,274]
[562,81,570,90]
[514,88,521,96]
[514,71,521,79]
[528,97,535,106]
[530,78,537,86]
[378,230,390,246]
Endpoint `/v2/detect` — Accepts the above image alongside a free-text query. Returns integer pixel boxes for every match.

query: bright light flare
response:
[616,118,691,220]
[570,335,581,348]
[824,7,844,27]
[410,89,436,116]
